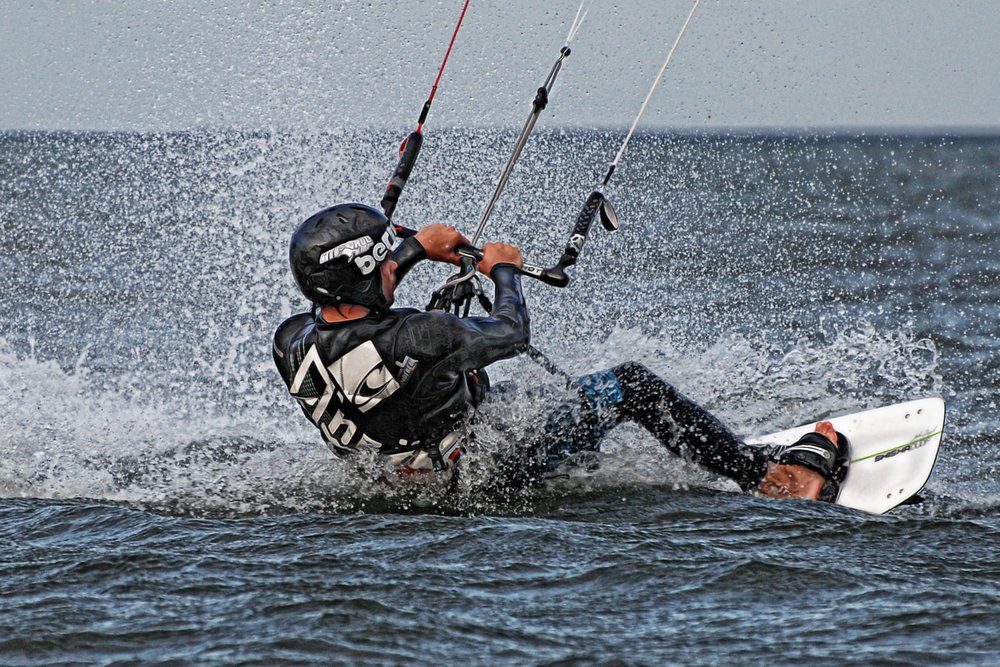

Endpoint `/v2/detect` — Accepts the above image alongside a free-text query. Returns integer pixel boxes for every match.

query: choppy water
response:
[2,130,999,664]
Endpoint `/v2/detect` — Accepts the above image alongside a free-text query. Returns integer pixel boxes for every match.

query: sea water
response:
[1,130,998,664]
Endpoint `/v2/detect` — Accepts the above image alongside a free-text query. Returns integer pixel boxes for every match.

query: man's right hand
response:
[478,242,523,278]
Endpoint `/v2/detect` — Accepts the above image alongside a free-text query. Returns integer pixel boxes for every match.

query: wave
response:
[0,314,956,518]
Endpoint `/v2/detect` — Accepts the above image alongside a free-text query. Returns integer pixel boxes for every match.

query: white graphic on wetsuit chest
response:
[288,341,399,451]
[328,340,400,412]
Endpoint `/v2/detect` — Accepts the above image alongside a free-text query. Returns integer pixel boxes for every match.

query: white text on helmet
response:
[319,227,397,276]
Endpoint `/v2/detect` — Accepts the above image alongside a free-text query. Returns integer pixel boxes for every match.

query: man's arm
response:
[271,313,312,387]
[476,241,528,340]
[392,223,470,284]
[434,242,531,369]
[398,242,530,383]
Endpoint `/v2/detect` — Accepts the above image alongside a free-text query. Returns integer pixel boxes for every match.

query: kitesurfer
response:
[272,203,847,501]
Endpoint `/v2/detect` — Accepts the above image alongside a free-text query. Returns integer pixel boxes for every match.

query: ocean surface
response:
[2,129,999,665]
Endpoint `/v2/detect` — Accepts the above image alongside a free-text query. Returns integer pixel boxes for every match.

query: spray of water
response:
[3,129,988,518]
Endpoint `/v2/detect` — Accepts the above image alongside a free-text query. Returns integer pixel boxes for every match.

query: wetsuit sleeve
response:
[398,264,530,384]
[485,264,529,341]
[391,236,427,284]
[271,313,312,387]
[456,264,531,367]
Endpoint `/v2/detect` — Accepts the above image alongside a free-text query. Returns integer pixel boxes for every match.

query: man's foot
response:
[758,421,845,501]
[814,420,839,448]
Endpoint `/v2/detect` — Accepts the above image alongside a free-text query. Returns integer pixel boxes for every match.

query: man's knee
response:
[612,361,658,388]
[610,361,685,407]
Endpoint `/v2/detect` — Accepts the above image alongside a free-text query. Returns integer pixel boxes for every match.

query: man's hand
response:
[758,462,826,500]
[414,224,471,266]
[478,242,523,277]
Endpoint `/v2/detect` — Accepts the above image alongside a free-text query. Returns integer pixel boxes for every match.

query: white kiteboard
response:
[746,397,945,515]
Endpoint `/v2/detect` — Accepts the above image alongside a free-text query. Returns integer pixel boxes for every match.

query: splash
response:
[0,309,947,517]
[2,130,993,518]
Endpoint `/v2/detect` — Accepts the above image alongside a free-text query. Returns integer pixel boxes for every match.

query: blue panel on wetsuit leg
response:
[534,370,626,474]
[576,370,625,412]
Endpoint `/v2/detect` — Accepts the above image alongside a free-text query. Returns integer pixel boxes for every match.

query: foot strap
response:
[778,432,840,477]
[777,430,851,502]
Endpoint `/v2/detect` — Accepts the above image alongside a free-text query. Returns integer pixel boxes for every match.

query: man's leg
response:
[495,361,766,490]
[572,362,770,490]
[490,361,842,503]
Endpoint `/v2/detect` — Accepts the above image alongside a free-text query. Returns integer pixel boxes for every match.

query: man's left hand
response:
[415,224,470,266]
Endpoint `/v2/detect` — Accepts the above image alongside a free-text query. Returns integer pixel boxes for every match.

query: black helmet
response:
[289,203,397,310]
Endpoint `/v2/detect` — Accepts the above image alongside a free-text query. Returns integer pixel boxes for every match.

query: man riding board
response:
[272,203,848,501]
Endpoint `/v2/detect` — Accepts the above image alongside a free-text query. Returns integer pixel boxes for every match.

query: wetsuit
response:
[493,363,769,490]
[273,237,530,470]
[273,237,769,489]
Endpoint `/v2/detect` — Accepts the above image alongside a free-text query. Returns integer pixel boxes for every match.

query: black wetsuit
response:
[496,362,769,490]
[273,237,529,461]
[273,237,769,490]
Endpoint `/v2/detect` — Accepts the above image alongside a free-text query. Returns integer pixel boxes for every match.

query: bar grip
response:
[454,245,570,288]
[381,130,424,221]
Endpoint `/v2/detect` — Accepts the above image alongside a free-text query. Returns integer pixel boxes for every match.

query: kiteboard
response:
[746,397,945,515]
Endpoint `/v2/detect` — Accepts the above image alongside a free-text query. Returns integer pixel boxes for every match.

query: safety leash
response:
[471,2,588,246]
[433,0,704,297]
[523,0,704,290]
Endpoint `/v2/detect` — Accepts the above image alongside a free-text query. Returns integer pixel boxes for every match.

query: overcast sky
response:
[1,0,997,132]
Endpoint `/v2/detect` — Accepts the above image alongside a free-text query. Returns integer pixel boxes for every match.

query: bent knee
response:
[612,361,657,385]
[610,361,684,404]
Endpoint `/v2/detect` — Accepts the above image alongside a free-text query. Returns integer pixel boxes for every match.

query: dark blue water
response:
[2,130,999,664]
